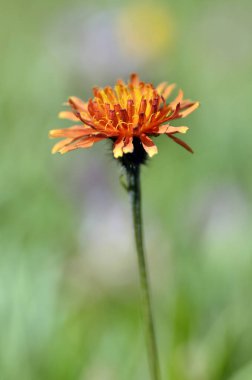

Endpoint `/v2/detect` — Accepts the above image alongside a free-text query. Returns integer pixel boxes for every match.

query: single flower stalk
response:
[49,74,199,380]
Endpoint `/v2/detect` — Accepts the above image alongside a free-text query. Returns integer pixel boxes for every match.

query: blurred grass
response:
[1,0,252,379]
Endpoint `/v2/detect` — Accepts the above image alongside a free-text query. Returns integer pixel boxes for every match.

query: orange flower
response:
[49,74,199,159]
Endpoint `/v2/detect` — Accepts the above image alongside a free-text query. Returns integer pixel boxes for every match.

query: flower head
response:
[49,74,199,160]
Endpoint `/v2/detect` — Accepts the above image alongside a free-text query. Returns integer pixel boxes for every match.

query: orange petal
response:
[162,84,176,100]
[113,136,124,158]
[140,134,158,157]
[180,102,199,118]
[157,125,189,134]
[130,73,140,86]
[49,127,95,139]
[169,89,184,109]
[60,136,105,154]
[123,136,134,154]
[179,100,194,110]
[68,96,86,111]
[168,134,193,153]
[51,138,74,154]
[156,82,167,95]
[58,111,79,121]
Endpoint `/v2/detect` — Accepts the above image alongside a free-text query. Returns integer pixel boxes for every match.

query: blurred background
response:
[1,0,252,379]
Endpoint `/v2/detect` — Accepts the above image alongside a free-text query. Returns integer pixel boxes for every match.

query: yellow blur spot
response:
[117,3,175,60]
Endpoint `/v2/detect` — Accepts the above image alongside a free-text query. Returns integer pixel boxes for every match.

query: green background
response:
[1,0,252,379]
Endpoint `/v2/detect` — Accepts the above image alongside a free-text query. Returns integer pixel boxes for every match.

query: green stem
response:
[127,165,160,380]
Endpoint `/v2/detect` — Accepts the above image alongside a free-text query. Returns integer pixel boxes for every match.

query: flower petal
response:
[68,96,86,111]
[58,111,79,121]
[169,89,184,109]
[157,125,189,135]
[49,127,95,139]
[130,73,140,86]
[140,134,158,157]
[123,136,134,154]
[60,136,105,154]
[113,136,124,158]
[51,138,74,154]
[180,102,199,118]
[162,84,176,100]
[156,82,167,95]
[168,134,193,153]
